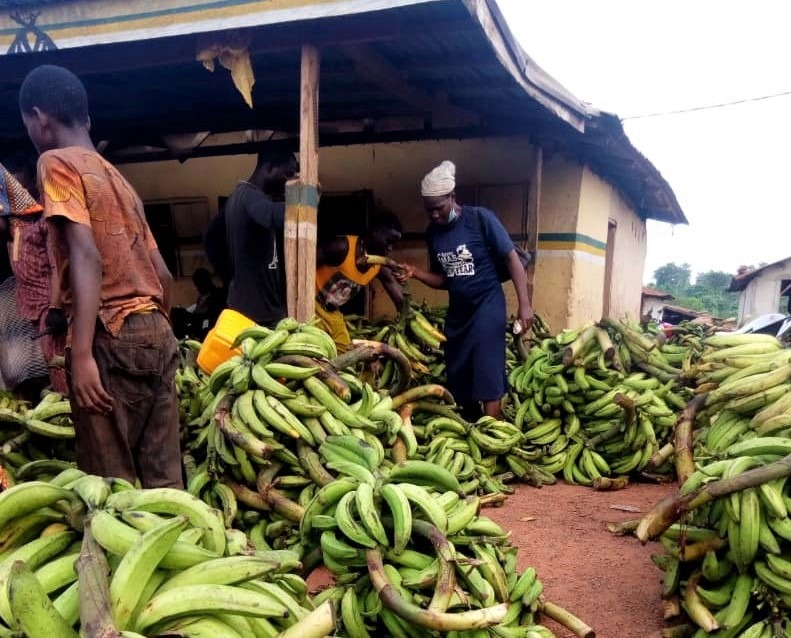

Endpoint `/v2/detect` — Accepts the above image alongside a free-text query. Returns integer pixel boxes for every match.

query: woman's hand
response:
[517,301,535,333]
[393,263,415,285]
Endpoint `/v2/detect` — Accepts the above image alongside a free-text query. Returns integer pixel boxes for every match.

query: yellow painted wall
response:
[605,184,647,321]
[531,162,646,330]
[531,153,582,331]
[566,167,609,326]
[574,167,647,322]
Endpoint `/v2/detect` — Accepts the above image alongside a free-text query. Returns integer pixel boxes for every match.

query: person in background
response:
[315,213,404,351]
[20,64,183,488]
[189,267,224,338]
[1,152,68,394]
[206,150,299,326]
[0,165,50,396]
[395,161,534,420]
[204,206,231,300]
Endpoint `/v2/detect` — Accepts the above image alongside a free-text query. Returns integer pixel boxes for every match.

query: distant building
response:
[661,303,711,325]
[729,258,791,326]
[641,287,673,322]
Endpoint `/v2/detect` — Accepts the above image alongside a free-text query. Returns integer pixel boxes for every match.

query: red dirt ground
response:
[488,481,676,638]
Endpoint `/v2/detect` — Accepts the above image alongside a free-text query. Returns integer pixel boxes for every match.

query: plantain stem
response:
[392,404,414,464]
[674,394,706,485]
[538,598,596,638]
[366,547,508,630]
[346,340,413,395]
[427,539,456,613]
[561,326,598,367]
[330,344,377,371]
[255,470,306,523]
[593,476,630,492]
[637,453,791,542]
[606,519,639,536]
[645,442,675,472]
[614,393,636,430]
[222,477,270,510]
[682,570,719,632]
[77,518,121,638]
[479,492,508,507]
[593,327,616,361]
[661,595,681,621]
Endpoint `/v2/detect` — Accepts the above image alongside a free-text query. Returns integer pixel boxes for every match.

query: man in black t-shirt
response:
[206,150,298,326]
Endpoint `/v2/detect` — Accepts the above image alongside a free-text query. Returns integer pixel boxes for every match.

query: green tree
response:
[696,271,732,291]
[650,264,739,319]
[652,262,692,297]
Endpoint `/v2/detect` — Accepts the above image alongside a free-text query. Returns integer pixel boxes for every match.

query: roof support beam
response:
[339,43,479,128]
[107,125,526,164]
[285,44,320,323]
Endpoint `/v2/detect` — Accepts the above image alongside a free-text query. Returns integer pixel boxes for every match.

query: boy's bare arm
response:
[377,266,404,307]
[62,219,113,414]
[150,248,173,314]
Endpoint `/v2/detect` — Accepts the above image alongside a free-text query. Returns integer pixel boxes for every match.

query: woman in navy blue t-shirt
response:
[397,161,534,420]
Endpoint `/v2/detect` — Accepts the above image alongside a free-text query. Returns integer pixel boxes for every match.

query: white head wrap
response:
[421,160,456,197]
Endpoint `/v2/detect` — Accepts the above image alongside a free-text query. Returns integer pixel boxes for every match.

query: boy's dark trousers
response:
[67,311,184,488]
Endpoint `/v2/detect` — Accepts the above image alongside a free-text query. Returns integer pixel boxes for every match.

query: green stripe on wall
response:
[538,233,607,251]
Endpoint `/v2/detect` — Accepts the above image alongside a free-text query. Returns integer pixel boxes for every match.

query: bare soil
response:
[487,481,676,638]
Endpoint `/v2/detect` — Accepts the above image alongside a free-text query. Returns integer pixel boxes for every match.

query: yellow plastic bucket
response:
[196,308,256,374]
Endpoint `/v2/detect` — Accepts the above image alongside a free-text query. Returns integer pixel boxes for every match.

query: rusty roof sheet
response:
[728,256,791,292]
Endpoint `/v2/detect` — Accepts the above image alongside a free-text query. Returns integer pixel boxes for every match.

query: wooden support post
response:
[285,44,320,322]
[526,146,542,301]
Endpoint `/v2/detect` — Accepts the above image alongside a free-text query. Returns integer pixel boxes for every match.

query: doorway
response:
[602,220,617,317]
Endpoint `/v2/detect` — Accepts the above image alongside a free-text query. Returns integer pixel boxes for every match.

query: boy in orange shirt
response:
[20,65,183,487]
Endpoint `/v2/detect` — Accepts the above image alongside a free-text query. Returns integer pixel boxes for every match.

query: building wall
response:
[532,153,582,331]
[737,259,791,324]
[120,137,539,313]
[118,136,649,330]
[641,298,666,322]
[600,174,648,321]
[532,163,646,331]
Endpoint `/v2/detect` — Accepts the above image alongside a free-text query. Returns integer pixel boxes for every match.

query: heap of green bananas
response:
[0,392,77,487]
[299,454,589,638]
[0,470,330,638]
[506,319,694,485]
[349,302,449,386]
[174,317,449,550]
[0,429,594,637]
[408,407,557,492]
[645,333,791,636]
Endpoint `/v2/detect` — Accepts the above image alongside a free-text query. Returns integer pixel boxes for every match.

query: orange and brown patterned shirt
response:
[38,147,162,336]
[0,164,48,321]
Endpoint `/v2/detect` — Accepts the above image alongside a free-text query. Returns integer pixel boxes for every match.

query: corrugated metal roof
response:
[0,0,70,7]
[642,287,673,299]
[0,0,686,224]
[728,256,791,292]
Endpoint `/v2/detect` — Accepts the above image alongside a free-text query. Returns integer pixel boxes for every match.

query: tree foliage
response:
[651,263,739,319]
[653,263,692,297]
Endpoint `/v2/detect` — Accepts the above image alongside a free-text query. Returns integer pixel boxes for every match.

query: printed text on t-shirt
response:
[437,244,475,277]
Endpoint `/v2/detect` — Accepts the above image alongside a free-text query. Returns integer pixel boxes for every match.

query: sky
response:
[495,0,791,284]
